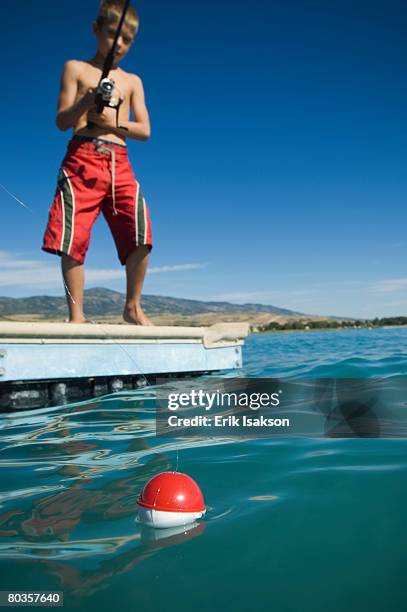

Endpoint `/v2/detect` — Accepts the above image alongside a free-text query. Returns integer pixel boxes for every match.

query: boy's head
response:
[93,0,139,65]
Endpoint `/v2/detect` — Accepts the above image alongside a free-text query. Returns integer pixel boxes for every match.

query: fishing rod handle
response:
[86,94,106,129]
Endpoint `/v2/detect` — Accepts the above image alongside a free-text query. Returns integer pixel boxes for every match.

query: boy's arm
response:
[116,75,151,140]
[88,75,151,141]
[56,61,95,131]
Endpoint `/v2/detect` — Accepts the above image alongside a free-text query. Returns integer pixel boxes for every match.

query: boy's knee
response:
[61,253,84,267]
[123,244,152,265]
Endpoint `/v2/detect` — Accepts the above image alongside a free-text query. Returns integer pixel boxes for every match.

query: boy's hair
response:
[96,0,139,35]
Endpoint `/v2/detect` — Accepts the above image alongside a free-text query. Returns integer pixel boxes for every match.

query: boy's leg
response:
[123,245,153,325]
[61,255,86,323]
[102,152,153,326]
[42,141,108,322]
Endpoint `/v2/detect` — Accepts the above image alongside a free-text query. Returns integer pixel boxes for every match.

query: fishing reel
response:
[88,78,125,129]
[97,78,121,107]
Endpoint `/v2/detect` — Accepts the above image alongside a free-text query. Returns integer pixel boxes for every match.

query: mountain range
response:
[0,287,302,318]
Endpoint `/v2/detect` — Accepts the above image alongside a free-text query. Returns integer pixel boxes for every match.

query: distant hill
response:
[0,287,302,318]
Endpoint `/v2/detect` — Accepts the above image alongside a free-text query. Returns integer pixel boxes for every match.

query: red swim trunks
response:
[42,136,153,265]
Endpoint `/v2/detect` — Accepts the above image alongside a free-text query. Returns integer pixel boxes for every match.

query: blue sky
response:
[1,0,406,318]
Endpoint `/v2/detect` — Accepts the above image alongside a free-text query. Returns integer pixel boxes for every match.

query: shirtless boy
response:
[42,0,153,325]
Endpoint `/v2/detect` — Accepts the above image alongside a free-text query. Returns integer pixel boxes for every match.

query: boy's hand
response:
[87,107,117,129]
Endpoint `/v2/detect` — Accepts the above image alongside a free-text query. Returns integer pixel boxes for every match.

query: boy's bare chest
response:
[77,65,133,105]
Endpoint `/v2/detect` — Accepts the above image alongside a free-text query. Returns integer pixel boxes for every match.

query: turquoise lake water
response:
[0,328,406,611]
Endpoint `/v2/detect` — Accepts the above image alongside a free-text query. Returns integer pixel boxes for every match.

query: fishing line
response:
[0,182,33,212]
[60,278,182,471]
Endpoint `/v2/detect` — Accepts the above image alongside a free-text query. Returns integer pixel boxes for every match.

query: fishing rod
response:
[88,0,131,129]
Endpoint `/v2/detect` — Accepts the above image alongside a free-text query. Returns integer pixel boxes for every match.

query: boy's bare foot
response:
[123,304,154,326]
[66,317,88,324]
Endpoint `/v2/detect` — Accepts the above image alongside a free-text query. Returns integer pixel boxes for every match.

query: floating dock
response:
[0,321,250,411]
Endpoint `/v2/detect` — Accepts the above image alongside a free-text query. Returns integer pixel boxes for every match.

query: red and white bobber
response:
[137,471,206,529]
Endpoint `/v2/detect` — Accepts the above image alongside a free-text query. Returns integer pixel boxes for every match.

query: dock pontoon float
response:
[0,321,250,410]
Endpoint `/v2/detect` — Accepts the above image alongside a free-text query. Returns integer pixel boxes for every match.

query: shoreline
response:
[254,324,407,335]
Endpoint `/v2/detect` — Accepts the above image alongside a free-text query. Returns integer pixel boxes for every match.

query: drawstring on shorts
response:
[96,145,118,215]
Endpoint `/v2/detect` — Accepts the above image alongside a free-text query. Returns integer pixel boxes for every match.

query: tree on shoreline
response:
[257,316,407,333]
